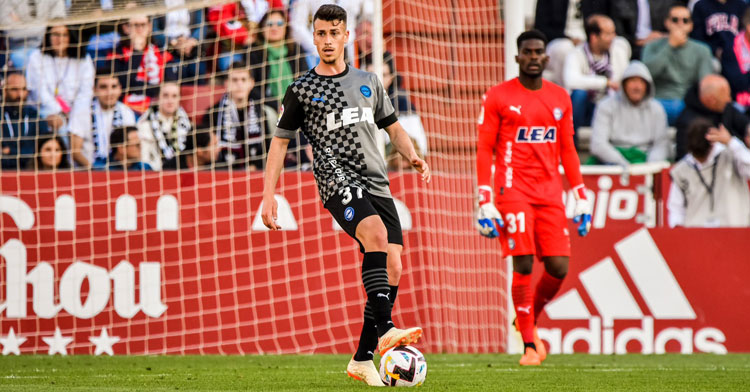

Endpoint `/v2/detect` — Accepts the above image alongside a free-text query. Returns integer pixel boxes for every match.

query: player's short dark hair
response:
[686,117,714,160]
[516,29,547,51]
[313,4,347,26]
[110,126,138,152]
[183,129,212,154]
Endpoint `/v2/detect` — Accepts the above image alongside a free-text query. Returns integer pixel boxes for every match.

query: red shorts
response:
[496,200,570,257]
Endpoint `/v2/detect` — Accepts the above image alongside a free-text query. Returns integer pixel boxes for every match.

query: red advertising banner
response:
[534,227,750,354]
[0,172,506,355]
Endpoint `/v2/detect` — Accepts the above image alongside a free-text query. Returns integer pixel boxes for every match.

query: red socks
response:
[534,271,564,322]
[511,272,534,344]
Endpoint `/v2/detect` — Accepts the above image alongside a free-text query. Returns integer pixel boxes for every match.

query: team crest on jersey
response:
[516,126,557,143]
[344,207,355,221]
[553,107,563,121]
[360,85,372,98]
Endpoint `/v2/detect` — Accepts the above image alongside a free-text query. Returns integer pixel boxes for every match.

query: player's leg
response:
[532,204,572,361]
[497,200,540,365]
[326,191,388,385]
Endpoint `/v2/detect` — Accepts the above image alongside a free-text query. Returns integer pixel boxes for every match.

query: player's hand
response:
[475,186,504,238]
[572,185,592,237]
[411,157,431,183]
[261,195,281,230]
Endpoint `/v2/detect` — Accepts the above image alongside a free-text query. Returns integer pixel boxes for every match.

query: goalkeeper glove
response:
[572,185,592,237]
[475,186,504,238]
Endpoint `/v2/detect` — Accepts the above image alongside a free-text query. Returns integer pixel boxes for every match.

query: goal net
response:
[0,0,507,355]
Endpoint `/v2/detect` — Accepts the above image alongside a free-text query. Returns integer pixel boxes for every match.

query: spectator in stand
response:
[642,4,715,125]
[535,0,606,85]
[606,0,679,59]
[675,74,749,160]
[27,134,71,170]
[207,1,283,72]
[668,117,750,227]
[164,128,220,169]
[26,25,95,139]
[563,14,631,141]
[0,0,66,69]
[110,14,173,113]
[107,125,152,170]
[249,8,309,110]
[1,71,48,170]
[290,0,372,68]
[720,7,750,108]
[690,0,747,59]
[589,61,670,165]
[364,54,428,158]
[202,61,274,170]
[153,0,208,85]
[136,82,192,171]
[70,71,136,168]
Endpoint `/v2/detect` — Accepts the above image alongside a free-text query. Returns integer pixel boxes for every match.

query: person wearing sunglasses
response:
[642,4,714,126]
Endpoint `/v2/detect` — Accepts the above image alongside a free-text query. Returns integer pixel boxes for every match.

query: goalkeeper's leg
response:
[512,255,541,366]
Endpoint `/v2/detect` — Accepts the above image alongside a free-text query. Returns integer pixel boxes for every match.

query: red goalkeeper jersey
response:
[476,78,584,205]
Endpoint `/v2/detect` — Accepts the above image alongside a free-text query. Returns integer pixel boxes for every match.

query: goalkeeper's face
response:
[313,19,349,65]
[516,39,548,78]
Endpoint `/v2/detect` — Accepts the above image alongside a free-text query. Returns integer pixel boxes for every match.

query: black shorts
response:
[324,187,403,253]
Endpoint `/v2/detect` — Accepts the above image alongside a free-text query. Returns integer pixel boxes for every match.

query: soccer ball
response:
[379,345,427,387]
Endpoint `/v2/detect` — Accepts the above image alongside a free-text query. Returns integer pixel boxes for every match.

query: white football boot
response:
[347,357,384,387]
[377,327,423,355]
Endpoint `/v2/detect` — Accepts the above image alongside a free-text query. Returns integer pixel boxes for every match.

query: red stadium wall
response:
[0,172,506,355]
[1,172,749,355]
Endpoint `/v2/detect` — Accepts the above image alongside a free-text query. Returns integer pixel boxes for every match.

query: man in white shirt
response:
[70,72,136,168]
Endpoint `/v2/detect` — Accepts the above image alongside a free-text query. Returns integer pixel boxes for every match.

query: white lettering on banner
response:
[564,176,639,228]
[0,195,167,320]
[539,229,726,354]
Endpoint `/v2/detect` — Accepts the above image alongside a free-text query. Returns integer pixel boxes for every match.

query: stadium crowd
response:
[1,0,749,226]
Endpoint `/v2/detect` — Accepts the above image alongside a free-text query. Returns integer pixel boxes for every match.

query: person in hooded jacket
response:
[589,60,671,165]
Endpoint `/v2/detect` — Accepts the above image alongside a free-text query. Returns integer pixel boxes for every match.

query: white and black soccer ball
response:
[379,345,427,387]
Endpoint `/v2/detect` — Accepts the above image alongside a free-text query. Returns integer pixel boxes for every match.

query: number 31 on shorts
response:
[340,186,363,205]
[505,212,526,233]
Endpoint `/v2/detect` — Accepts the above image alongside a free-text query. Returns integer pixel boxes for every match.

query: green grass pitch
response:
[1,354,748,391]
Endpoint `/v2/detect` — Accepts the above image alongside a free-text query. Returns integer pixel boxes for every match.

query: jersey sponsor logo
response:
[326,107,375,131]
[515,126,557,143]
[553,107,563,120]
[360,85,372,97]
[538,228,725,354]
[509,105,522,115]
[344,207,355,221]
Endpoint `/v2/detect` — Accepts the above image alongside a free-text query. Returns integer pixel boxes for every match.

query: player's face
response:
[516,39,548,78]
[313,19,349,65]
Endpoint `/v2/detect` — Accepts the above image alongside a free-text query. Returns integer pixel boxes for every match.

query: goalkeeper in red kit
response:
[475,29,592,366]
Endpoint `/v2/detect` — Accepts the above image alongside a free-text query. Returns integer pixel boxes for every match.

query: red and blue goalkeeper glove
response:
[572,185,592,236]
[475,186,504,238]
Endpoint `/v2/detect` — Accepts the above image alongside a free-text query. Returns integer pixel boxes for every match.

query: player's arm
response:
[262,136,291,230]
[262,85,303,230]
[559,98,592,236]
[384,121,430,183]
[475,90,504,238]
[373,74,430,182]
